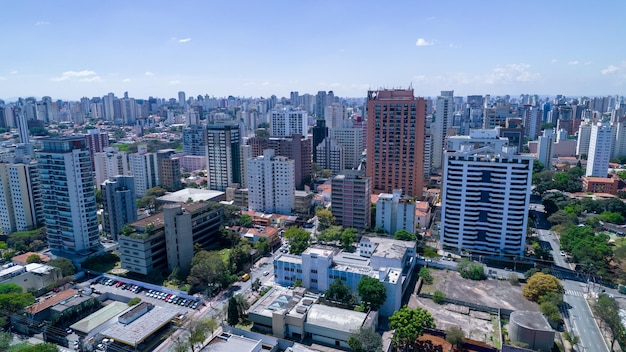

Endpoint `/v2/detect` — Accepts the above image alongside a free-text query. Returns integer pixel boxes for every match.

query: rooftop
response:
[362,236,414,260]
[157,188,225,203]
[101,305,179,347]
[204,334,261,352]
[510,311,553,332]
[26,289,78,315]
[25,263,57,275]
[12,252,51,265]
[305,304,367,333]
[70,301,129,334]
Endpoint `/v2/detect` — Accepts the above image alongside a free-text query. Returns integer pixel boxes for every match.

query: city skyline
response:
[1,0,625,100]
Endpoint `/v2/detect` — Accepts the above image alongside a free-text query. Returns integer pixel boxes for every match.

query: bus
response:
[241,273,250,282]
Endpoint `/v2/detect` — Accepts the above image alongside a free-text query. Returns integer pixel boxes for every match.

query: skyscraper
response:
[37,136,99,255]
[182,125,207,156]
[331,171,372,230]
[366,89,426,198]
[156,150,182,192]
[267,134,312,190]
[432,91,455,170]
[247,149,295,215]
[86,129,110,170]
[441,131,532,257]
[0,158,42,234]
[586,122,614,177]
[269,107,307,137]
[101,175,137,241]
[93,147,129,188]
[206,123,241,191]
[178,91,186,108]
[128,145,159,198]
[312,119,328,163]
[537,129,555,170]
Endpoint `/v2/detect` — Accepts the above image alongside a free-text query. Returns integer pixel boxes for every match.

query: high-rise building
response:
[586,122,614,177]
[432,91,455,170]
[267,134,312,190]
[93,147,129,188]
[315,137,344,175]
[269,107,308,137]
[128,145,159,198]
[330,128,363,170]
[537,129,555,170]
[366,89,426,198]
[206,123,241,191]
[37,136,99,255]
[156,150,182,192]
[376,189,416,236]
[312,119,328,162]
[441,133,532,258]
[247,149,295,215]
[178,91,186,108]
[315,91,327,118]
[576,119,593,157]
[613,121,626,158]
[522,104,541,140]
[0,158,42,234]
[86,129,110,170]
[101,175,137,241]
[182,125,207,156]
[324,103,346,129]
[331,171,372,230]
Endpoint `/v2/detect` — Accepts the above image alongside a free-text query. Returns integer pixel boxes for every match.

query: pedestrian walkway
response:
[565,289,586,297]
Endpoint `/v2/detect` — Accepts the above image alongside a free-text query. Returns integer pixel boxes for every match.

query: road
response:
[533,202,609,352]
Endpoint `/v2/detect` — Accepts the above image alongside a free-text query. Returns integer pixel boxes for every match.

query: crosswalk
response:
[565,289,586,297]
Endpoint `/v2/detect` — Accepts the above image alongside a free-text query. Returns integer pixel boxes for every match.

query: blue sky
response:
[1,0,625,100]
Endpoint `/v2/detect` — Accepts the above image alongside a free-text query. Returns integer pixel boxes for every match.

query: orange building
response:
[582,177,619,195]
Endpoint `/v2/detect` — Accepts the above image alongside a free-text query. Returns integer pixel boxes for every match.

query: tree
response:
[128,297,141,306]
[457,259,485,280]
[227,296,240,325]
[188,250,231,290]
[238,214,253,227]
[389,306,435,350]
[357,276,387,310]
[445,326,465,351]
[522,272,563,302]
[325,278,356,306]
[47,258,76,277]
[593,294,624,351]
[172,339,191,352]
[562,331,580,351]
[7,343,60,352]
[340,228,357,251]
[394,230,416,241]
[418,267,433,285]
[540,301,562,328]
[26,253,42,264]
[284,227,311,255]
[255,237,270,255]
[316,208,335,231]
[0,283,35,325]
[348,326,383,352]
[188,317,218,352]
[432,290,446,304]
[508,273,519,285]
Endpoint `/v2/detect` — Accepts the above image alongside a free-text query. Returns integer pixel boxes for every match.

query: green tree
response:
[284,227,311,255]
[389,306,435,350]
[47,258,76,277]
[593,295,624,351]
[348,326,383,352]
[316,207,335,231]
[432,290,446,304]
[238,214,253,227]
[0,283,35,326]
[357,276,387,310]
[255,237,270,255]
[394,230,416,241]
[8,343,60,352]
[445,326,465,351]
[418,267,433,285]
[0,332,11,351]
[457,259,485,280]
[325,278,356,306]
[188,317,218,352]
[563,331,580,351]
[522,272,563,302]
[26,253,42,264]
[227,296,240,325]
[188,250,231,290]
[172,339,190,352]
[540,301,562,328]
[340,228,357,251]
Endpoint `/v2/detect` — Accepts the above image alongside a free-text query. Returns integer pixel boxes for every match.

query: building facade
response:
[247,149,295,215]
[182,125,207,156]
[93,147,129,188]
[206,123,241,191]
[270,107,307,137]
[376,189,416,235]
[128,145,158,198]
[331,171,372,230]
[102,175,137,241]
[0,158,42,234]
[586,122,613,177]
[432,91,455,170]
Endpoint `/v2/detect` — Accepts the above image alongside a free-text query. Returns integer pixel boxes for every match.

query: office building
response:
[0,158,42,234]
[324,103,346,129]
[586,122,613,177]
[331,171,371,230]
[128,145,159,198]
[93,147,129,188]
[156,149,182,192]
[86,129,110,169]
[330,127,364,170]
[267,134,311,190]
[247,149,295,215]
[178,91,186,108]
[37,136,99,255]
[315,137,344,176]
[366,89,426,197]
[182,125,207,156]
[522,104,541,140]
[441,133,532,258]
[311,119,328,162]
[537,129,555,170]
[432,91,455,170]
[270,107,307,137]
[206,123,241,191]
[101,175,137,241]
[576,119,593,157]
[376,189,416,235]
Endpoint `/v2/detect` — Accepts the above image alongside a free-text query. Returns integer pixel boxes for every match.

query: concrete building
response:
[37,136,99,255]
[273,236,416,316]
[315,137,344,176]
[86,129,110,170]
[366,89,426,197]
[267,134,311,190]
[247,149,295,215]
[432,91,455,170]
[206,123,241,191]
[376,189,416,235]
[119,202,223,275]
[329,127,363,170]
[311,119,328,162]
[0,158,42,234]
[270,107,307,137]
[537,129,555,170]
[128,145,158,198]
[612,121,626,158]
[586,122,614,177]
[93,147,129,188]
[101,175,137,241]
[0,263,61,293]
[331,171,372,230]
[182,125,207,156]
[156,149,182,192]
[582,177,619,195]
[441,135,532,258]
[509,311,555,352]
[576,119,593,157]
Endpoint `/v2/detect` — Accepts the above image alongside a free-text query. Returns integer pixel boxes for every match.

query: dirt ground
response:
[420,268,540,312]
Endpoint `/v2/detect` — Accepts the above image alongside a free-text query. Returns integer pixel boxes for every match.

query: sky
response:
[1,0,625,101]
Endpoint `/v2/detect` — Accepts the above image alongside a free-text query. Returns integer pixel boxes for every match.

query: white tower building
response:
[376,189,416,235]
[247,149,295,215]
[269,107,308,137]
[537,129,555,169]
[128,145,159,198]
[432,91,455,170]
[93,147,129,188]
[586,122,614,177]
[0,158,42,234]
[576,120,593,157]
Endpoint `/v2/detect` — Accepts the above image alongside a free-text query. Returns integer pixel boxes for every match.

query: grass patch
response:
[82,253,120,273]
[419,268,441,294]
[491,316,501,349]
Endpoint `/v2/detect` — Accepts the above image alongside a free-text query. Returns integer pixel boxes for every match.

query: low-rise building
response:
[0,263,61,293]
[273,236,415,316]
[582,176,619,195]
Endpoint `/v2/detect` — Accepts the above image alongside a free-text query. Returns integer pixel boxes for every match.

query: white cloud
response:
[35,21,49,26]
[178,38,191,43]
[601,65,620,75]
[144,71,155,76]
[169,80,181,85]
[51,70,98,82]
[568,61,580,65]
[485,63,540,84]
[415,38,433,47]
[122,78,131,82]
[0,76,6,81]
